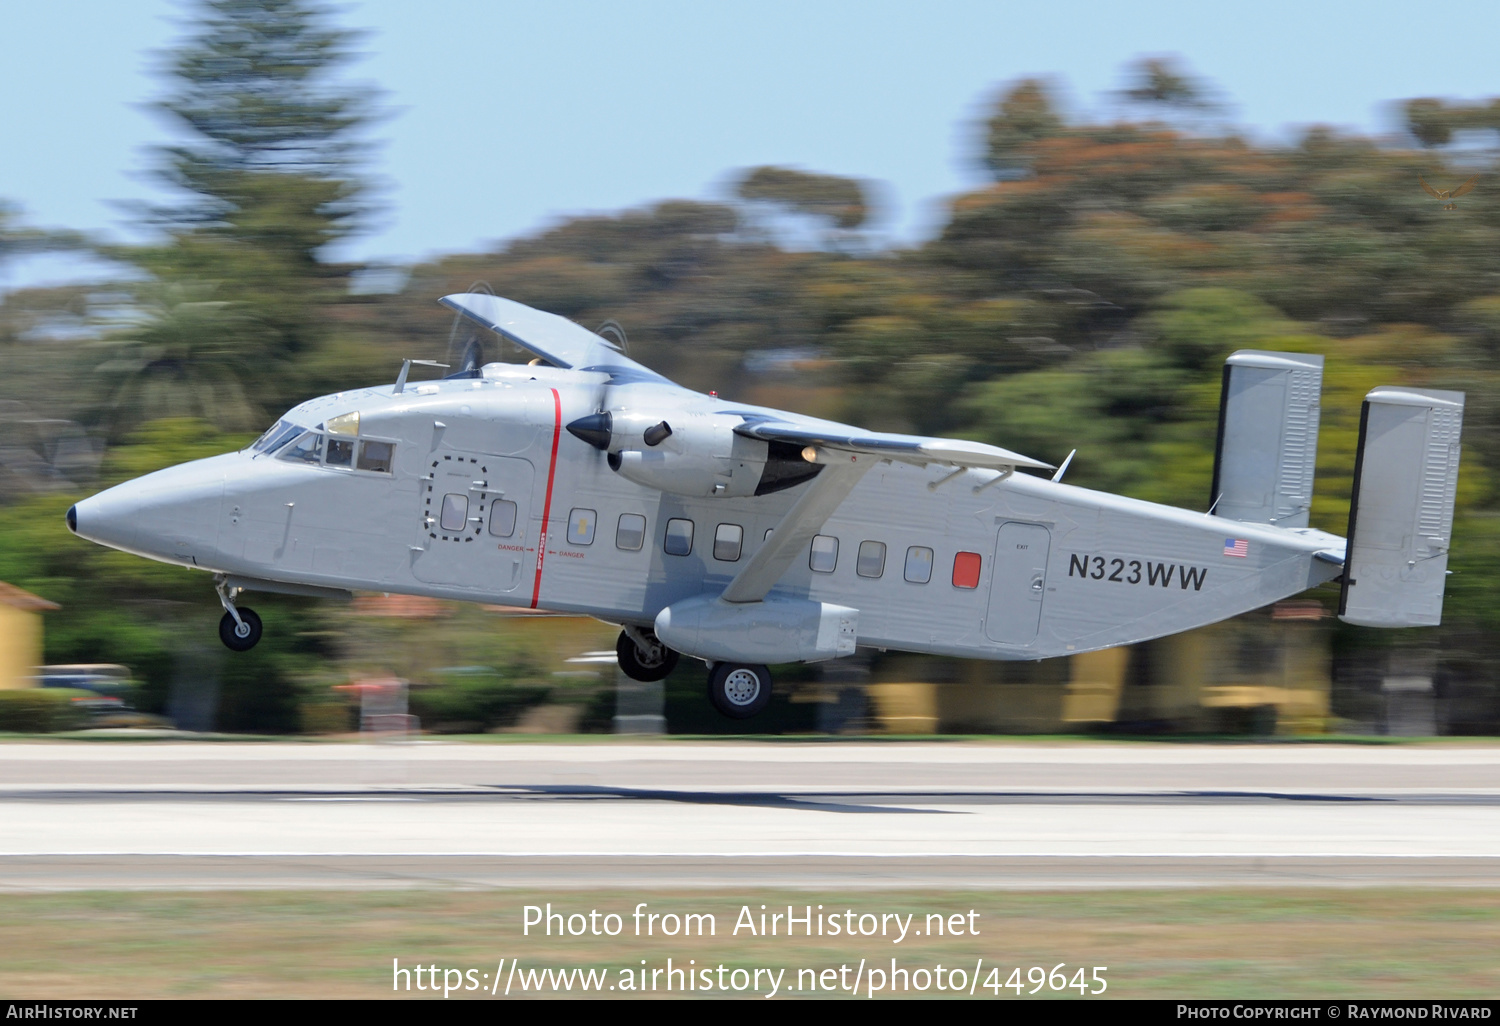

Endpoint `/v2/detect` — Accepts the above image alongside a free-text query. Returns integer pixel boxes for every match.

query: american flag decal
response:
[1224,538,1249,558]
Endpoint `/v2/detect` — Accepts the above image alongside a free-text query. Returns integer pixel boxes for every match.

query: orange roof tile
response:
[0,581,59,612]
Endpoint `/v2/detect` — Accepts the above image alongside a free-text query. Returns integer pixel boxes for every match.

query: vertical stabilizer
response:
[1211,350,1323,527]
[1339,387,1465,628]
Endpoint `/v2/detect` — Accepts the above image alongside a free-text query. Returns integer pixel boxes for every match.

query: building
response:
[0,582,59,690]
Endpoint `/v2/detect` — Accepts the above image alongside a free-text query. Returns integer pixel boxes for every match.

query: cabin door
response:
[985,521,1051,645]
[413,451,535,592]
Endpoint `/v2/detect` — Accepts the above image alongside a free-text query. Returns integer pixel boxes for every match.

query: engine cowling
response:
[609,413,763,497]
[569,409,822,498]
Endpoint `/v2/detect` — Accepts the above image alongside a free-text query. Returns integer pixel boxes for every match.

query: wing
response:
[1452,174,1480,198]
[733,416,1053,471]
[1420,176,1442,198]
[440,293,672,384]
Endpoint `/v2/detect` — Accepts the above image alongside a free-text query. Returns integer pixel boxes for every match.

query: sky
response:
[4,0,1500,289]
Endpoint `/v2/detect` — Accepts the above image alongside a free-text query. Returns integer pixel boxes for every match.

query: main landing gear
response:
[613,628,771,720]
[707,662,772,719]
[215,576,262,652]
[616,626,679,682]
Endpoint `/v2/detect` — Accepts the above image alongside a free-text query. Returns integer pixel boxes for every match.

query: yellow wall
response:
[0,603,43,690]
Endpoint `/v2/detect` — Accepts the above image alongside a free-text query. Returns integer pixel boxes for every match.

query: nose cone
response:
[71,454,233,565]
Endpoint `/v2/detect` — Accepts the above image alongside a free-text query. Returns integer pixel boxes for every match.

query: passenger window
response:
[904,546,934,584]
[280,432,323,464]
[714,524,743,562]
[567,508,596,546]
[357,439,393,473]
[857,540,886,579]
[326,438,354,467]
[616,514,646,551]
[953,551,982,589]
[810,535,838,573]
[440,493,469,532]
[488,499,518,538]
[664,518,694,556]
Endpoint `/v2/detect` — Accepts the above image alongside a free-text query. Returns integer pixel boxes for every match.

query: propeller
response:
[565,318,672,456]
[442,282,496,379]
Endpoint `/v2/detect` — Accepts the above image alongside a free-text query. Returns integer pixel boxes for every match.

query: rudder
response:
[1339,387,1464,628]
[1211,350,1323,527]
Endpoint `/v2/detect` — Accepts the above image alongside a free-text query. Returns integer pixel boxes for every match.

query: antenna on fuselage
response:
[1050,449,1077,483]
[394,359,449,395]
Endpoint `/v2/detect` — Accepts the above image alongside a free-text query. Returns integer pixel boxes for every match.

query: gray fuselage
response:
[73,363,1346,663]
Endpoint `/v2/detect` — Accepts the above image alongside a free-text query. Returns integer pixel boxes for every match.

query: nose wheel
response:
[707,662,772,719]
[616,627,680,682]
[214,576,262,651]
[218,607,263,651]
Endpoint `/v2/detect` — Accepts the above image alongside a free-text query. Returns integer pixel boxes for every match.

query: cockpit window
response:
[356,440,393,473]
[252,420,302,454]
[326,438,354,467]
[279,432,324,464]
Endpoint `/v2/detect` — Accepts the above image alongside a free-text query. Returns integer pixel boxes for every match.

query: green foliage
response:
[0,690,88,733]
[406,672,553,733]
[983,78,1063,178]
[736,166,871,248]
[14,45,1500,728]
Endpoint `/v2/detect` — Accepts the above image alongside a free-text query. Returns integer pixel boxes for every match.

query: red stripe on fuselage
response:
[531,388,563,609]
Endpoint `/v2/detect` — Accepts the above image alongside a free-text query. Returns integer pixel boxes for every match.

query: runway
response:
[4,739,1500,890]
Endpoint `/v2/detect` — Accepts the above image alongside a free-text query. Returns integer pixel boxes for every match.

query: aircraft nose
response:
[70,454,233,562]
[69,491,139,552]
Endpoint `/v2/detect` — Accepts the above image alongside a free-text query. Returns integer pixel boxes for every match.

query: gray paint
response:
[1340,387,1465,628]
[67,297,1463,669]
[987,522,1050,645]
[1214,350,1322,528]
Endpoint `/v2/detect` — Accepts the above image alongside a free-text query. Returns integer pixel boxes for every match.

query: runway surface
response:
[4,739,1500,890]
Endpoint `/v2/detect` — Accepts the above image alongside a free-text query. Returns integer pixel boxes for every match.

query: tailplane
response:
[1339,387,1465,628]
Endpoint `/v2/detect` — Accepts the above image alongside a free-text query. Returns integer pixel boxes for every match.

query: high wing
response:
[1420,175,1442,198]
[733,416,1053,472]
[440,293,673,384]
[1452,174,1480,198]
[721,415,1052,602]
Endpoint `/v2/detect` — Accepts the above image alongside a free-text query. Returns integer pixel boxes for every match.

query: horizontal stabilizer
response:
[1211,350,1323,527]
[1339,387,1465,628]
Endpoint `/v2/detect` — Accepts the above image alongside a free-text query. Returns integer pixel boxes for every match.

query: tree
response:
[735,166,871,252]
[981,78,1063,179]
[110,0,379,433]
[147,0,373,236]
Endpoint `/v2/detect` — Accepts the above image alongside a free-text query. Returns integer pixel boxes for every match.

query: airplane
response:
[66,292,1466,720]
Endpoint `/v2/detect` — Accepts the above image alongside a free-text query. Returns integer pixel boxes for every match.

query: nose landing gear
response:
[214,576,262,652]
[218,607,263,652]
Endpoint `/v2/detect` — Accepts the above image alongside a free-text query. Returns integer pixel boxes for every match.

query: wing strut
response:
[720,458,875,603]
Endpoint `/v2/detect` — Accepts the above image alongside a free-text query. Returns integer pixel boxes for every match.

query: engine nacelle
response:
[611,413,765,497]
[655,594,859,664]
[570,408,824,498]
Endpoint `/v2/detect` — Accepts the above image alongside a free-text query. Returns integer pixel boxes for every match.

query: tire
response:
[218,607,263,652]
[616,630,679,682]
[707,663,772,719]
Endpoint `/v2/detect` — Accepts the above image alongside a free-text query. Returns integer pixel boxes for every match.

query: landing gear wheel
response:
[616,629,679,682]
[218,607,263,652]
[707,662,772,720]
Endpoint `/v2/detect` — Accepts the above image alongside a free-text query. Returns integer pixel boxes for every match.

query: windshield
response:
[252,420,303,454]
[279,432,324,464]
